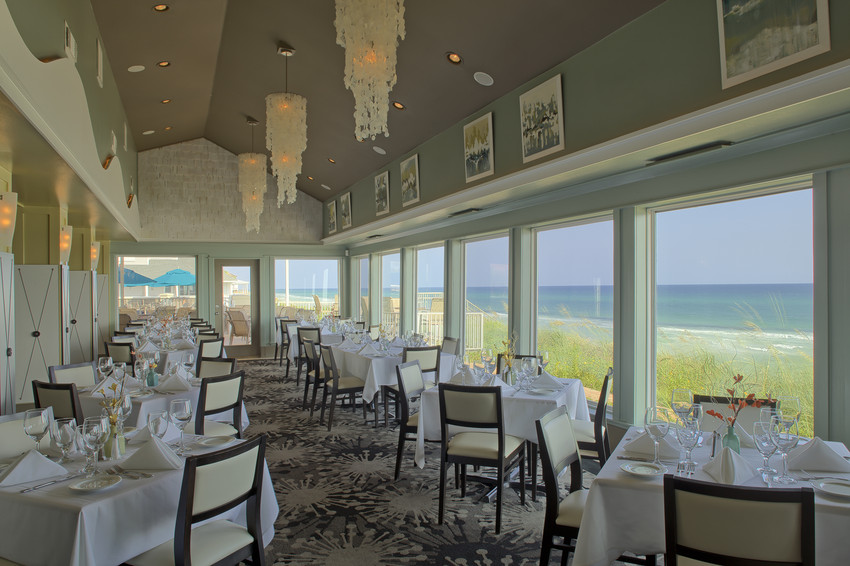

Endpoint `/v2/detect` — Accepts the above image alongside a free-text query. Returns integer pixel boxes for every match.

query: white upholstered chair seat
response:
[407,412,419,428]
[384,380,435,393]
[128,520,253,566]
[336,375,365,389]
[569,419,598,444]
[202,420,239,437]
[447,431,523,460]
[554,489,588,528]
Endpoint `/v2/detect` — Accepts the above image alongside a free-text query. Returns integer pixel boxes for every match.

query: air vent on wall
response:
[366,234,384,240]
[647,141,733,165]
[449,207,482,218]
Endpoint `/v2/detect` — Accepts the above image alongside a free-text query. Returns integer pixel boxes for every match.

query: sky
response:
[273,259,339,290]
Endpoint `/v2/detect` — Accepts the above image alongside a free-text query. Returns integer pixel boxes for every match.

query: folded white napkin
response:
[733,421,756,449]
[485,375,514,390]
[622,432,680,459]
[339,338,357,349]
[449,367,476,385]
[0,450,68,486]
[122,436,182,470]
[127,426,152,445]
[391,337,405,347]
[158,373,192,392]
[137,341,158,354]
[172,339,194,350]
[788,437,850,472]
[358,343,379,356]
[93,376,122,396]
[703,446,756,485]
[534,371,566,390]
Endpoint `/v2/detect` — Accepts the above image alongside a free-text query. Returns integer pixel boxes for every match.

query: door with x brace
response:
[68,271,95,364]
[15,265,68,405]
[96,274,108,358]
[0,253,14,415]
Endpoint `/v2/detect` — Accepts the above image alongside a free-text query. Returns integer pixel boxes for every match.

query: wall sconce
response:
[90,241,101,271]
[0,192,17,251]
[59,225,73,265]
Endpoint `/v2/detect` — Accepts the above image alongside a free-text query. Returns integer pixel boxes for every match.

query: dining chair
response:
[111,334,137,345]
[277,318,296,374]
[318,344,366,431]
[190,320,209,327]
[197,332,222,342]
[295,326,321,386]
[118,313,131,329]
[441,336,459,355]
[198,357,238,379]
[105,341,135,366]
[225,310,250,345]
[301,339,323,412]
[369,325,381,340]
[663,475,814,565]
[197,329,218,336]
[692,394,777,435]
[437,383,525,534]
[32,380,84,423]
[125,435,267,566]
[354,321,366,330]
[48,361,97,388]
[496,353,543,376]
[572,367,613,465]
[384,345,441,427]
[0,408,54,458]
[196,337,225,374]
[195,370,245,438]
[393,360,425,480]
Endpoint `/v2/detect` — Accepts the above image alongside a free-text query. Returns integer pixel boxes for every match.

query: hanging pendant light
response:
[237,118,267,233]
[335,0,405,140]
[266,45,306,206]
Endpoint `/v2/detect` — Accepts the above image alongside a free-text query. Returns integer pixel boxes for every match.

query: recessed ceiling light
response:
[446,52,462,64]
[373,146,386,155]
[142,130,155,135]
[157,61,170,68]
[392,101,405,110]
[153,4,169,12]
[160,98,171,104]
[321,184,331,191]
[473,71,494,87]
[127,65,145,73]
[164,126,173,131]
[328,158,335,164]
[307,176,314,181]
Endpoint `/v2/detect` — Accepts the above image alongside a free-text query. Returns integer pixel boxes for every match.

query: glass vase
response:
[721,424,740,454]
[102,423,125,460]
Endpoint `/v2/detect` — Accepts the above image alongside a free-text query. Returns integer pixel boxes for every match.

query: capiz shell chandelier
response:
[335,0,405,140]
[238,152,267,232]
[266,92,307,206]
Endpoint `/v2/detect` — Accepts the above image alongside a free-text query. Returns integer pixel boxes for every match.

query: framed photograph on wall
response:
[375,171,389,216]
[400,154,420,207]
[463,112,494,183]
[328,201,337,235]
[340,192,352,230]
[519,74,565,163]
[717,0,830,89]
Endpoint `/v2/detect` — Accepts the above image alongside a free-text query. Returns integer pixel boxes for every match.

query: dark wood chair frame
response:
[318,344,366,431]
[441,336,460,355]
[302,339,323,412]
[32,380,84,423]
[495,353,543,376]
[576,367,613,466]
[393,360,426,481]
[194,370,245,438]
[48,360,97,386]
[384,345,441,427]
[276,319,297,375]
[295,327,321,386]
[104,341,135,367]
[196,337,226,374]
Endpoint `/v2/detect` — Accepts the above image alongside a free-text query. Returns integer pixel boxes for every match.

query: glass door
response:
[214,259,260,358]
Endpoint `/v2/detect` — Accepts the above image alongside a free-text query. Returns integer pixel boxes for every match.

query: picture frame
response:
[400,154,420,207]
[717,0,830,89]
[340,192,352,230]
[327,201,337,235]
[519,74,565,164]
[463,112,494,183]
[375,171,390,216]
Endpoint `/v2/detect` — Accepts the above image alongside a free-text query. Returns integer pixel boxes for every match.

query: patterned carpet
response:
[239,359,597,565]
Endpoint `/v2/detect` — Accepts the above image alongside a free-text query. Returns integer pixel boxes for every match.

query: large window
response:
[117,256,197,321]
[274,259,339,318]
[416,245,444,344]
[654,189,813,435]
[380,252,400,334]
[536,220,613,404]
[357,256,370,323]
[464,236,509,358]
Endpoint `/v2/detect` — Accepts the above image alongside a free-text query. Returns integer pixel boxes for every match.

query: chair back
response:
[48,361,97,388]
[496,353,542,376]
[197,333,221,342]
[594,367,614,453]
[105,342,134,365]
[663,475,814,565]
[396,361,425,430]
[226,310,250,337]
[319,345,341,388]
[198,337,224,359]
[438,383,502,428]
[32,380,84,422]
[174,435,266,564]
[297,327,321,355]
[278,319,296,346]
[303,339,319,376]
[369,325,381,340]
[403,346,440,381]
[119,313,131,329]
[195,370,244,437]
[111,334,137,344]
[692,394,777,434]
[0,408,54,459]
[536,407,583,517]
[190,321,209,328]
[354,321,366,330]
[198,357,238,379]
[441,337,459,356]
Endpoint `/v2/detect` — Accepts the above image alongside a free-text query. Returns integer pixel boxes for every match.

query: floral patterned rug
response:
[241,359,596,565]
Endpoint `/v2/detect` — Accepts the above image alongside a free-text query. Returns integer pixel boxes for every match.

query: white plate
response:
[813,479,850,499]
[69,475,122,493]
[128,391,154,399]
[196,435,235,448]
[527,387,560,396]
[620,461,666,477]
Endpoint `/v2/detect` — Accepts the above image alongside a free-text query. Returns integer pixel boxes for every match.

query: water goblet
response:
[147,410,169,439]
[82,416,109,476]
[675,416,700,476]
[51,417,77,464]
[644,406,672,466]
[169,399,193,455]
[118,394,134,431]
[113,362,126,380]
[690,403,704,424]
[671,389,693,420]
[23,408,50,451]
[770,416,799,485]
[539,350,550,370]
[98,356,113,380]
[776,396,801,421]
[182,353,195,376]
[135,358,150,393]
[75,424,96,476]
[752,420,777,477]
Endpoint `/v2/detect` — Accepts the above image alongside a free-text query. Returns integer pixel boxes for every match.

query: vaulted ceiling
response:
[90,0,665,202]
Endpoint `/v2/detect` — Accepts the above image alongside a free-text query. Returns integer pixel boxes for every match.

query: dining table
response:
[0,437,279,566]
[284,323,344,363]
[571,427,850,566]
[414,377,590,468]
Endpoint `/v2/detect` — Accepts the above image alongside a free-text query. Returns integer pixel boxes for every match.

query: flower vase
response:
[721,424,741,454]
[102,424,125,460]
[147,368,159,387]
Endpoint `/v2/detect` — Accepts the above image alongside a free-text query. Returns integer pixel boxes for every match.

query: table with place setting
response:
[285,322,344,363]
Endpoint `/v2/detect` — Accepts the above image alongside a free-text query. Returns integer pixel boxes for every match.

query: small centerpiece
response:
[705,373,771,454]
[98,379,127,460]
[500,334,517,385]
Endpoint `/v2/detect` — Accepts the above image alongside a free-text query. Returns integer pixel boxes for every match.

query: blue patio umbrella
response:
[119,267,157,287]
[150,269,196,287]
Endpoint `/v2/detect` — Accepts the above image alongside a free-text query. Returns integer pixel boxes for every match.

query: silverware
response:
[107,467,140,480]
[19,472,85,493]
[618,455,654,463]
[797,470,850,481]
[114,465,153,479]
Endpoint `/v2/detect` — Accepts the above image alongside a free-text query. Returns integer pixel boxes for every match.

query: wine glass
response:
[644,406,672,466]
[169,399,193,455]
[690,403,704,424]
[51,417,77,463]
[752,420,777,477]
[675,416,700,476]
[23,409,50,451]
[671,389,693,420]
[82,416,109,476]
[113,362,126,380]
[182,353,195,376]
[118,394,134,432]
[98,356,113,380]
[135,358,150,393]
[147,410,169,439]
[538,350,550,370]
[75,424,96,476]
[777,396,801,421]
[770,415,799,485]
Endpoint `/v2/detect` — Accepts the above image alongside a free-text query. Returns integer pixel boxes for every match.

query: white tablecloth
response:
[0,441,279,566]
[414,378,590,468]
[285,324,344,363]
[572,427,850,566]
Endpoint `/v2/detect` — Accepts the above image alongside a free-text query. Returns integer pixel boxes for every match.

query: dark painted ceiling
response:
[91,0,665,202]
